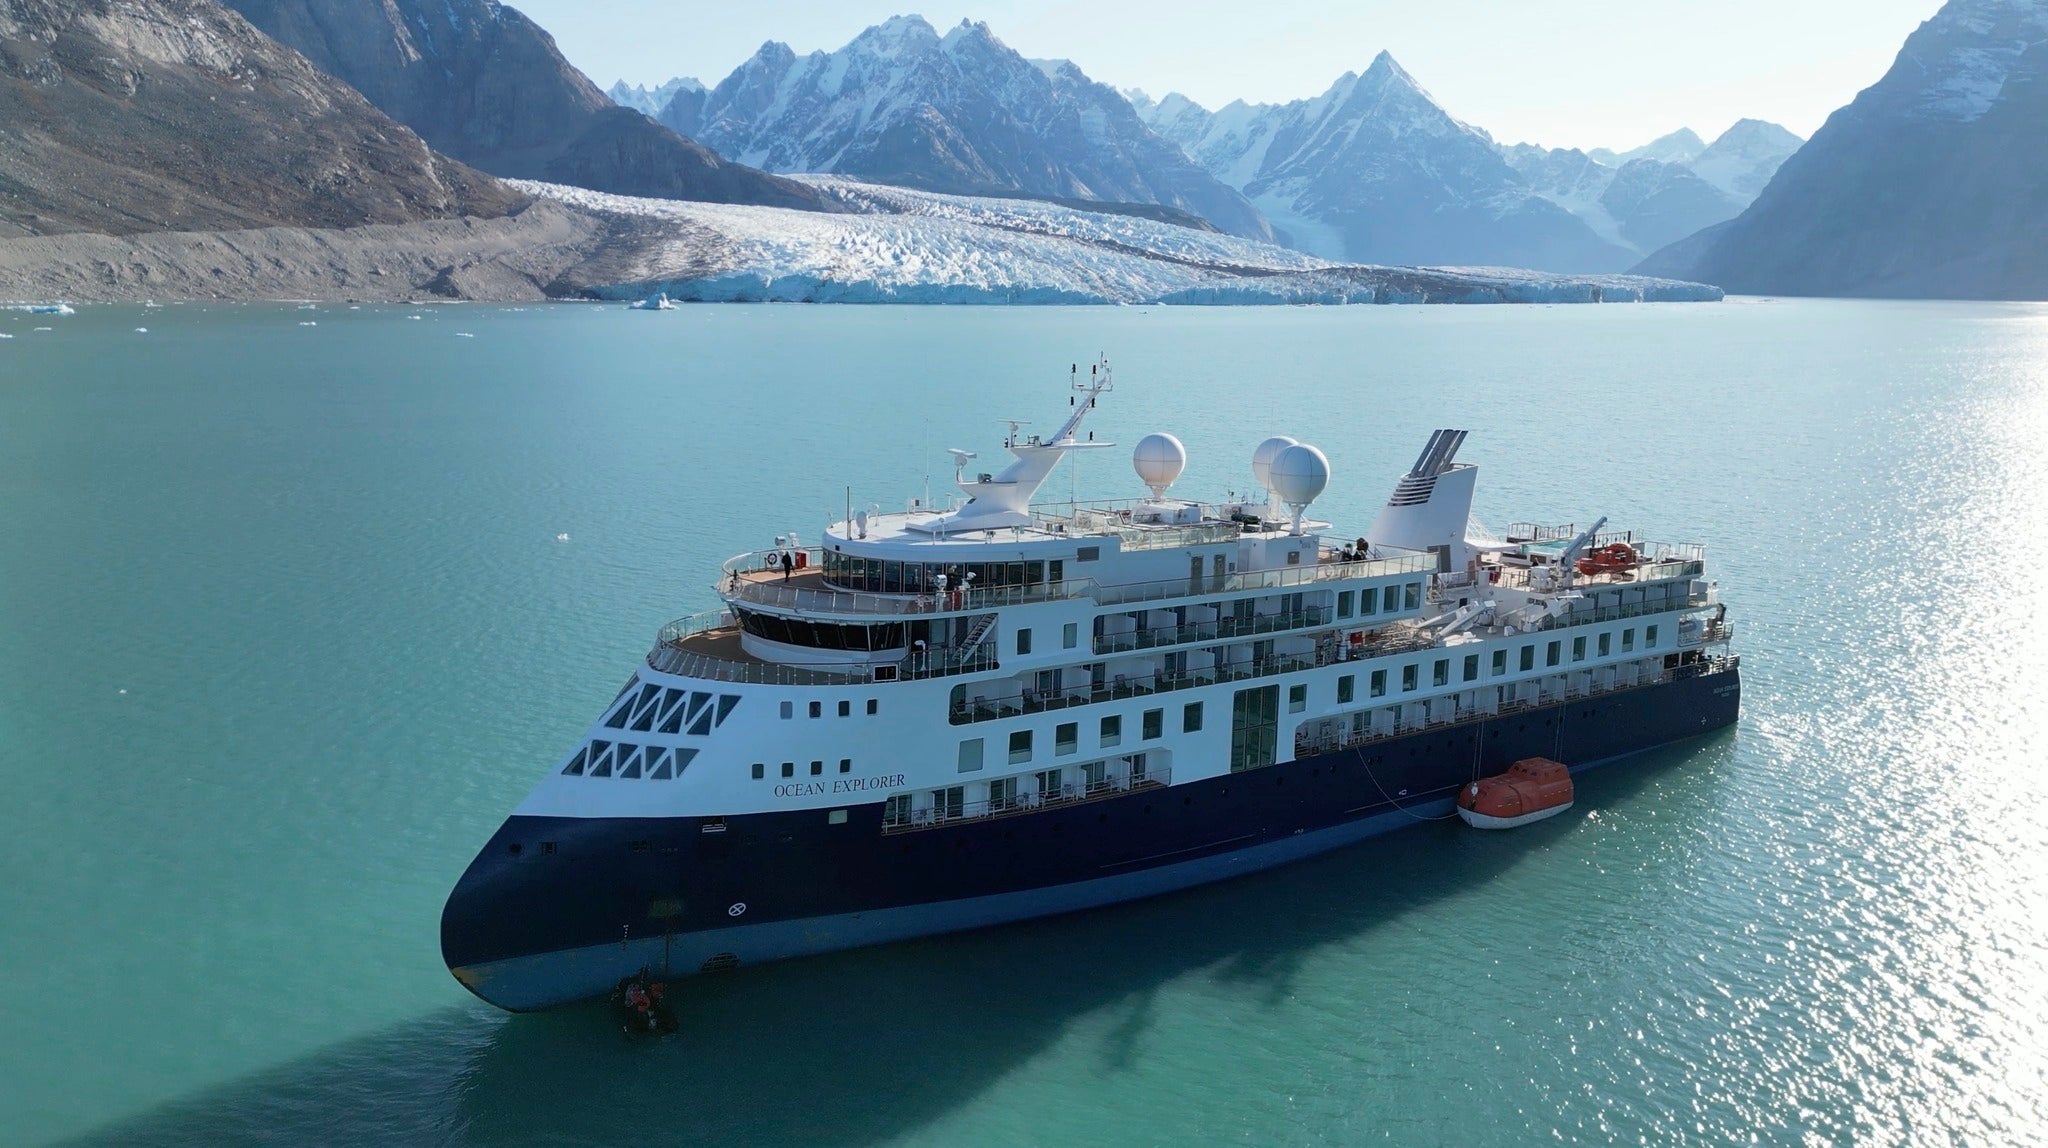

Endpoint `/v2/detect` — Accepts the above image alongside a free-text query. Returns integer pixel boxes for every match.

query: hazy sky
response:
[512,0,1945,151]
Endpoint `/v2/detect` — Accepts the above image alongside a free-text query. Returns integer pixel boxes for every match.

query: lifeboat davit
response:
[1575,541,1636,577]
[1456,757,1575,829]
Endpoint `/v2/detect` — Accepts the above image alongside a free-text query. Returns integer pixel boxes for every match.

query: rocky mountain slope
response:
[0,0,519,237]
[1637,0,2048,298]
[1141,54,1632,272]
[609,76,700,117]
[667,16,1271,241]
[222,0,828,210]
[1687,119,1804,199]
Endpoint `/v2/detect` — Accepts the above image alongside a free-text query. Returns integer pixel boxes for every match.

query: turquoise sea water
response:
[3,299,2046,1146]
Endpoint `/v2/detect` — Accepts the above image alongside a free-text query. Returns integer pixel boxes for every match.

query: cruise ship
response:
[442,360,1740,1011]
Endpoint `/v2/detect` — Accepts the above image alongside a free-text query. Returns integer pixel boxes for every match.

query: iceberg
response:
[628,291,677,311]
[6,303,76,315]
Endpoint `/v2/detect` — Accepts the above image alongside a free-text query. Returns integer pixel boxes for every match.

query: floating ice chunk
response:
[134,327,148,333]
[0,333,12,339]
[299,321,317,327]
[455,332,475,338]
[556,533,570,542]
[33,327,51,332]
[6,303,75,315]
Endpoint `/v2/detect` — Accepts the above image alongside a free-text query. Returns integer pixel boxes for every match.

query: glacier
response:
[516,178,1721,305]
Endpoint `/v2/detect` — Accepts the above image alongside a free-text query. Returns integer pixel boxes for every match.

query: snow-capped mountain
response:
[674,16,1272,241]
[1587,128,1705,168]
[1637,0,2048,298]
[1686,119,1804,199]
[609,77,703,117]
[1141,53,1633,272]
[1501,146,1743,257]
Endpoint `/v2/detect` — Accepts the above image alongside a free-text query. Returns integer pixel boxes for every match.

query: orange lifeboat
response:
[1575,541,1637,576]
[1456,757,1575,829]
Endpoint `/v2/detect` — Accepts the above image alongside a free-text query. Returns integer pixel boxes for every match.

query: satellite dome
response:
[1132,433,1187,499]
[1270,443,1330,529]
[1251,436,1298,491]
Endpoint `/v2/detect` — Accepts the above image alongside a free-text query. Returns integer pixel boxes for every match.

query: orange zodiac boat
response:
[1575,541,1637,577]
[1456,757,1575,829]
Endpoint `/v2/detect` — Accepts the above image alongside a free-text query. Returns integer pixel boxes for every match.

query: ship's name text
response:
[775,773,907,799]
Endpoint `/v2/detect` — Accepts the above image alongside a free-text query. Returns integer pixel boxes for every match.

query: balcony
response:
[881,765,1173,834]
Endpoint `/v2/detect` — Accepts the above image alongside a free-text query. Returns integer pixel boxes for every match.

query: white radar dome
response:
[1132,433,1187,499]
[1270,443,1330,530]
[1251,436,1298,492]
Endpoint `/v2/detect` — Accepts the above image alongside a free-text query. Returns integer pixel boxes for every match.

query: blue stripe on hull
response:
[446,663,1740,1011]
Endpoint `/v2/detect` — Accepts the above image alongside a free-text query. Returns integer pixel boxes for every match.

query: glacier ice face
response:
[516,178,1720,306]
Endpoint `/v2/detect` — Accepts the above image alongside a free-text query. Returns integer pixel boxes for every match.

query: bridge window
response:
[1360,587,1378,615]
[1403,582,1422,610]
[1338,591,1355,619]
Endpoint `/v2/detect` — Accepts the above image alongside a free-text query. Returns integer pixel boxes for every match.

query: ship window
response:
[1008,730,1032,765]
[1360,587,1378,615]
[1370,670,1387,698]
[883,795,911,826]
[1492,650,1507,676]
[810,761,823,776]
[1598,632,1612,656]
[1184,702,1204,733]
[1077,547,1099,562]
[1433,659,1449,687]
[990,777,1017,810]
[809,701,822,718]
[1645,625,1659,648]
[650,756,673,780]
[1401,665,1418,692]
[781,762,794,778]
[1050,560,1064,584]
[1056,722,1078,756]
[840,758,851,773]
[1063,622,1078,650]
[959,738,985,773]
[1404,582,1421,610]
[839,699,851,717]
[1287,550,1301,566]
[562,747,588,776]
[1463,654,1479,682]
[672,748,698,775]
[935,786,965,820]
[1036,768,1063,798]
[780,701,793,719]
[1573,636,1587,662]
[1143,708,1163,739]
[1520,645,1535,671]
[618,749,643,779]
[1622,628,1636,651]
[829,809,848,825]
[1016,628,1033,656]
[1101,714,1122,747]
[751,763,764,780]
[867,699,878,715]
[1546,641,1561,667]
[1338,591,1355,619]
[1288,685,1306,713]
[1338,675,1355,703]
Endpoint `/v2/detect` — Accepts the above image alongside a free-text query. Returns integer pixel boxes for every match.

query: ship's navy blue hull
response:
[443,662,1740,1010]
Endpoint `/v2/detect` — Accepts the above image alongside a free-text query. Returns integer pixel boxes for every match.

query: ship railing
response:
[1525,592,1712,633]
[648,610,879,685]
[1678,620,1736,647]
[1290,654,1739,758]
[948,628,1436,725]
[881,767,1173,834]
[1092,607,1330,655]
[720,547,1435,619]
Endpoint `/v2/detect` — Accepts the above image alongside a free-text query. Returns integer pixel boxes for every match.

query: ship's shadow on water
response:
[74,741,1726,1148]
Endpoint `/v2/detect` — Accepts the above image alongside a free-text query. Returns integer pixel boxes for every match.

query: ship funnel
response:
[1366,429,1477,572]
